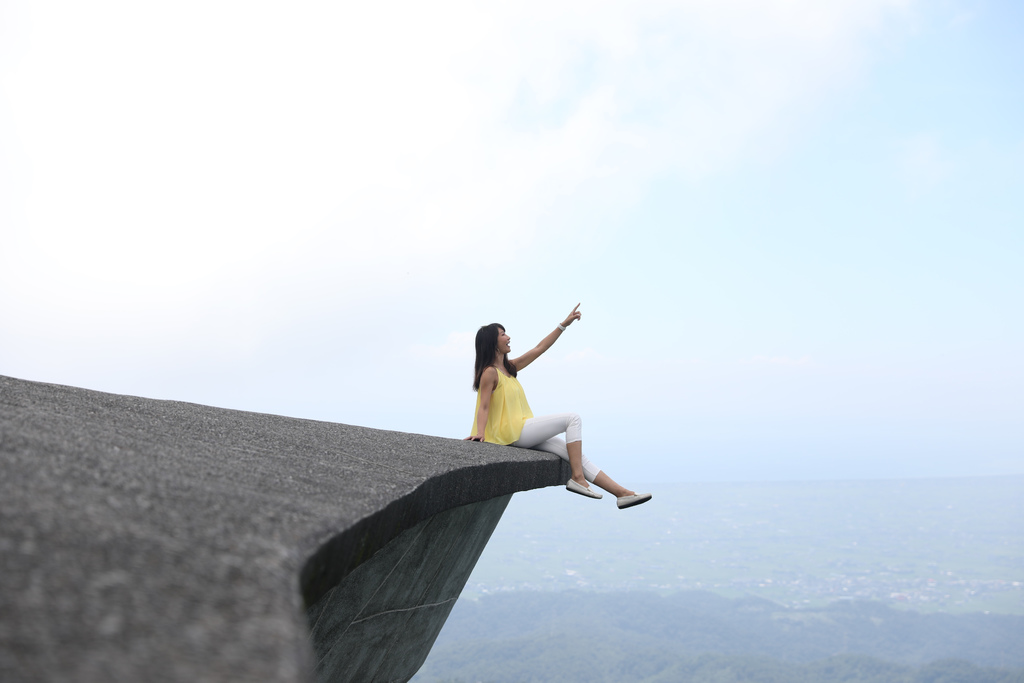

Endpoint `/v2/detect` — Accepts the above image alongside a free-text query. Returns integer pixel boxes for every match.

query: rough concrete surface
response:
[0,375,570,682]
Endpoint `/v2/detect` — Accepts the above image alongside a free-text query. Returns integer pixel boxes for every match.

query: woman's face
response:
[497,328,511,355]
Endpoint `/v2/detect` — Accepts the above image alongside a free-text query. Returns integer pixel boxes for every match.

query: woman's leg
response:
[516,413,634,493]
[514,414,594,487]
[527,436,598,485]
[515,413,641,498]
[530,437,635,497]
[590,469,635,498]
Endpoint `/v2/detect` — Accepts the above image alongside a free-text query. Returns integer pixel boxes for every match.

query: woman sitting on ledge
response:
[465,304,651,509]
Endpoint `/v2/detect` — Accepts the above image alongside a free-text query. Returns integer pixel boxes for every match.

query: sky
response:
[1,0,1021,483]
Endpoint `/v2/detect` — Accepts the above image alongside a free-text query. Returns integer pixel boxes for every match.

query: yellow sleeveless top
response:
[472,369,534,445]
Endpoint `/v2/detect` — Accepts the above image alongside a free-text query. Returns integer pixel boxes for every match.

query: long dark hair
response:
[473,323,517,391]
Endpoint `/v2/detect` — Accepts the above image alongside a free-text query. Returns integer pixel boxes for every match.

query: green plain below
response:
[462,475,1024,614]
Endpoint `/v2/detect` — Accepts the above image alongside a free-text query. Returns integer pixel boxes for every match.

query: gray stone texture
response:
[307,495,512,682]
[0,375,570,682]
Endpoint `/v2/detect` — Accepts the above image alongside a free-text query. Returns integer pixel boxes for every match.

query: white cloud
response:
[1,0,916,380]
[411,331,476,360]
[742,355,814,366]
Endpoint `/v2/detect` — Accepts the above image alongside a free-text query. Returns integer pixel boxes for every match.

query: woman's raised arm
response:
[511,304,581,372]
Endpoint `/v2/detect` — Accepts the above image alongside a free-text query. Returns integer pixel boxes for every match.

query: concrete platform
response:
[0,375,570,682]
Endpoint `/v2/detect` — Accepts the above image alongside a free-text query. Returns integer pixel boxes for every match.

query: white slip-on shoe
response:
[616,493,652,509]
[566,479,603,499]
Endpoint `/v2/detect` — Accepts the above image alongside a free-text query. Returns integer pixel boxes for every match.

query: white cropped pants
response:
[511,412,601,482]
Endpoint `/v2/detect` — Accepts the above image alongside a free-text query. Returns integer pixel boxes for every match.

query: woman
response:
[465,304,651,509]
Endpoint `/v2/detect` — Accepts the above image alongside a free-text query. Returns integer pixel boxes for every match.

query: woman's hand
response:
[464,434,484,442]
[562,303,582,328]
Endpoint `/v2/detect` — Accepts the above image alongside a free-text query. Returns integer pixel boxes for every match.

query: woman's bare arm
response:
[465,366,498,441]
[511,304,581,372]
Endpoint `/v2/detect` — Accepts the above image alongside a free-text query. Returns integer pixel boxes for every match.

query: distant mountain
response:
[419,654,1023,683]
[413,591,1024,683]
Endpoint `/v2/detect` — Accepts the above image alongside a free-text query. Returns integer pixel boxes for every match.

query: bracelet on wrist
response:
[558,323,566,331]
